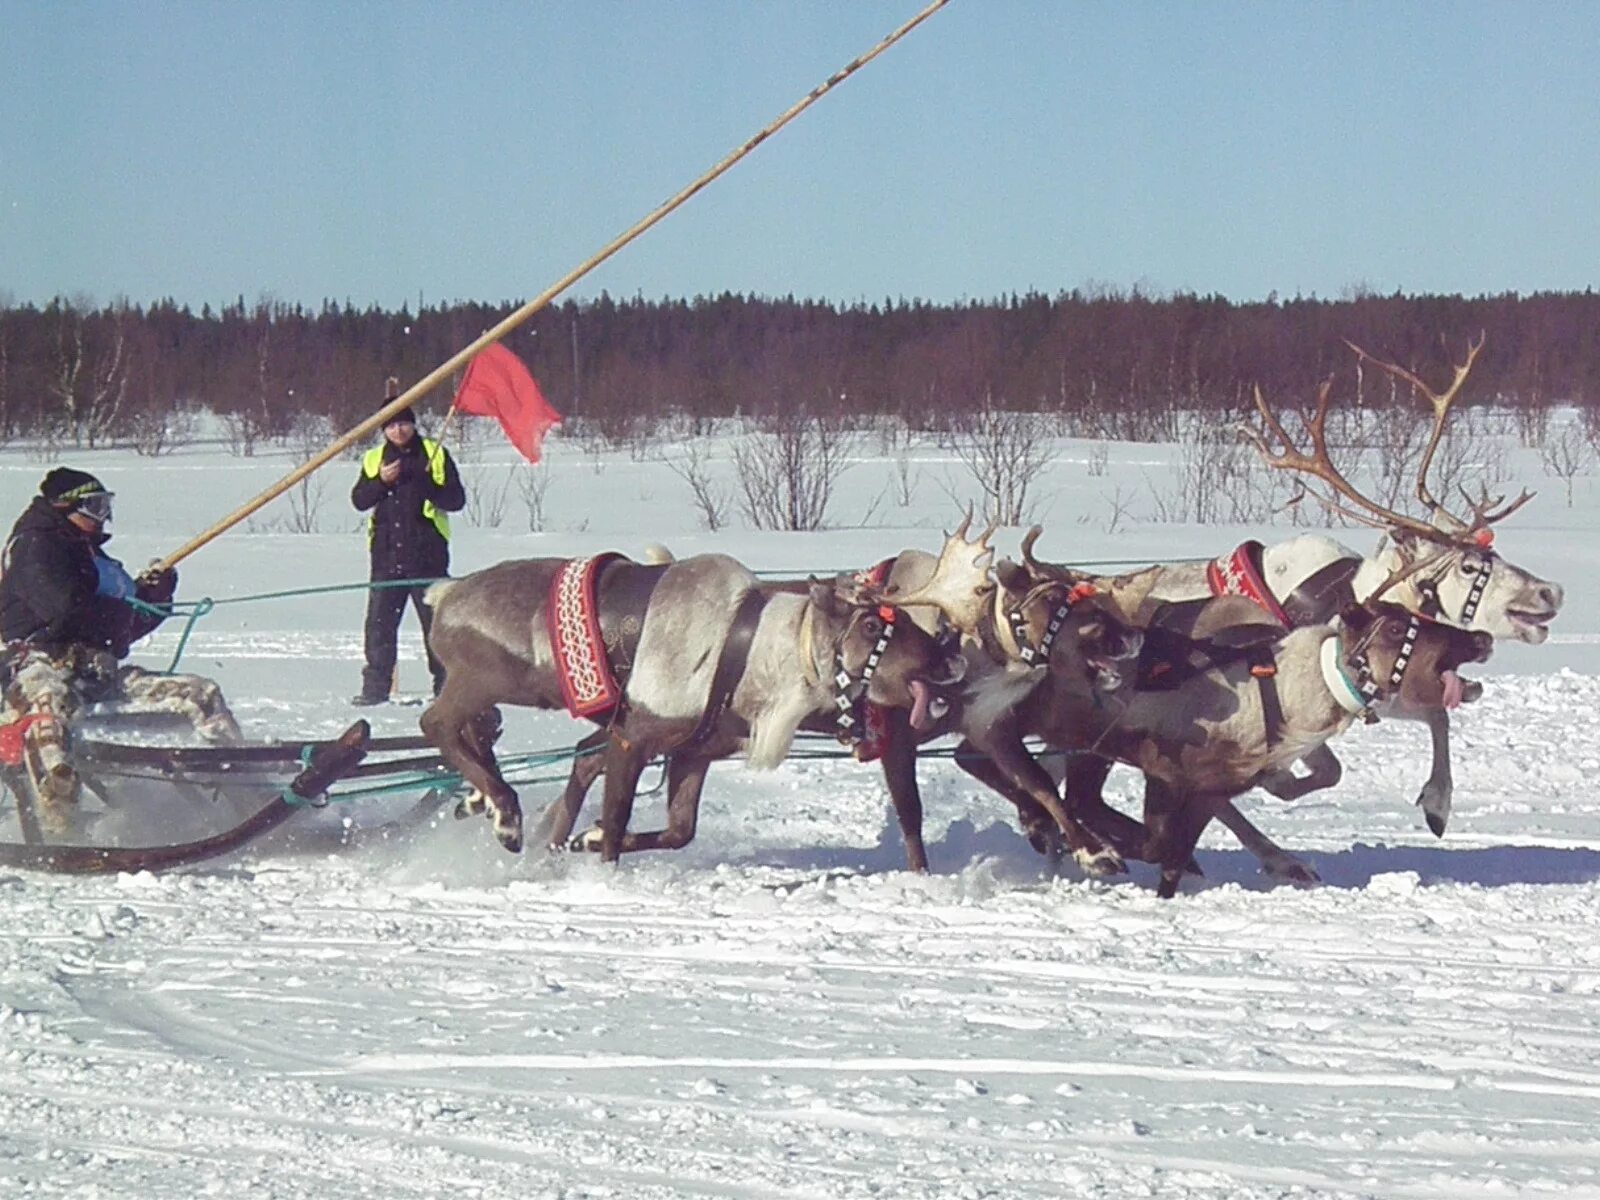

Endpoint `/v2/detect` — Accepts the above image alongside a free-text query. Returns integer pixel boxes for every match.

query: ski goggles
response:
[73,491,114,524]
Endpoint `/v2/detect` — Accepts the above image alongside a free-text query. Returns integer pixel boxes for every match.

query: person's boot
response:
[351,669,390,707]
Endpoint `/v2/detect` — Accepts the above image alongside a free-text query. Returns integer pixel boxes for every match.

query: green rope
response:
[127,577,443,674]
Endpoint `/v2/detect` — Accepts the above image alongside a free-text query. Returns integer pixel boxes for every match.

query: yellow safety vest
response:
[362,438,451,542]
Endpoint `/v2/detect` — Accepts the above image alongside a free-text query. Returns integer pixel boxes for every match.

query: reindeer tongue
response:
[909,679,933,731]
[1441,669,1464,711]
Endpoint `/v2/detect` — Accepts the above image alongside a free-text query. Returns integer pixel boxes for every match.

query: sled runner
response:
[0,718,459,874]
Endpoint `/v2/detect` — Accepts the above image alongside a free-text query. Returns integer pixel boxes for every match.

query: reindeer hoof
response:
[1076,844,1126,878]
[491,805,524,854]
[1263,856,1320,886]
[1156,873,1182,899]
[567,825,604,854]
[1416,782,1451,838]
[1025,824,1064,860]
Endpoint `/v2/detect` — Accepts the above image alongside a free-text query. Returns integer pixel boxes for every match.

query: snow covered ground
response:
[1,424,1597,1198]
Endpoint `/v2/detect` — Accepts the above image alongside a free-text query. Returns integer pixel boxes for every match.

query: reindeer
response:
[541,517,1143,876]
[957,583,1495,896]
[421,552,965,859]
[1022,337,1561,881]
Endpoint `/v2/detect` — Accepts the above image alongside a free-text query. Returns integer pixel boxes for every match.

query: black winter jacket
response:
[0,497,170,656]
[350,436,466,580]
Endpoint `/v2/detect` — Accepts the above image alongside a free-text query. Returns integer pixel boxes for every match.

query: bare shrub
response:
[129,405,199,457]
[891,451,919,507]
[1085,442,1109,478]
[1540,419,1594,506]
[274,415,334,533]
[512,463,552,532]
[950,394,1051,525]
[664,442,732,531]
[221,410,264,457]
[463,464,517,528]
[1101,484,1135,534]
[1147,416,1277,525]
[733,414,852,531]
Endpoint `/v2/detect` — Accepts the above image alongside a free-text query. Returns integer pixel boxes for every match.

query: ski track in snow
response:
[3,438,1599,1198]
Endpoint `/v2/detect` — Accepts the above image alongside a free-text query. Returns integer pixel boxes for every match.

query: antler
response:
[877,508,998,634]
[1459,481,1536,539]
[1019,525,1073,583]
[1344,333,1484,520]
[1243,377,1449,542]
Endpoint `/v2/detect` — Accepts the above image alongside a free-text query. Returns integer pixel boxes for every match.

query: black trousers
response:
[361,582,444,697]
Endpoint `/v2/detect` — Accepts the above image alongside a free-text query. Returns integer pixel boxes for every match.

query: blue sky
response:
[4,0,1597,310]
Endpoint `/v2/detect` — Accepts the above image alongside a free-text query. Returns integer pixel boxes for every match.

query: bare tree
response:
[732,413,852,531]
[663,442,732,531]
[50,299,131,447]
[950,392,1051,525]
[1540,419,1594,506]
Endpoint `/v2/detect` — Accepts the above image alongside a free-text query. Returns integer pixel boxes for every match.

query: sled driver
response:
[0,468,241,836]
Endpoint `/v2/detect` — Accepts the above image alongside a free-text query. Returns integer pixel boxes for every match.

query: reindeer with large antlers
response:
[1017,337,1562,884]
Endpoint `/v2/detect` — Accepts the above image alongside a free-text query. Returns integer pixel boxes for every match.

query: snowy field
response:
[2,422,1598,1199]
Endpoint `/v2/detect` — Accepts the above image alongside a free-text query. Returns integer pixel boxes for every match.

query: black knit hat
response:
[381,375,416,427]
[40,467,110,506]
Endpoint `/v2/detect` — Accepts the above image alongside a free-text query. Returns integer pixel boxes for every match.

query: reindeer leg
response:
[1259,744,1343,801]
[879,708,929,873]
[1212,800,1320,886]
[603,752,710,853]
[1415,709,1453,837]
[595,736,648,864]
[1143,781,1216,899]
[543,728,609,850]
[421,693,522,853]
[1061,755,1152,863]
[953,739,1063,860]
[973,722,1125,877]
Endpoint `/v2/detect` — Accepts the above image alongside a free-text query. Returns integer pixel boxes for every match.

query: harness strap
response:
[679,589,768,751]
[1280,555,1362,627]
[1247,648,1284,747]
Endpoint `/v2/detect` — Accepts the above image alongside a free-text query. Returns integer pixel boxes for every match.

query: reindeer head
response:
[1246,336,1563,643]
[992,559,1142,693]
[1378,510,1564,645]
[1336,602,1494,716]
[806,580,965,733]
[868,512,998,638]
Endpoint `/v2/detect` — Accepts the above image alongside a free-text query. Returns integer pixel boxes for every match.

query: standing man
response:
[350,378,466,705]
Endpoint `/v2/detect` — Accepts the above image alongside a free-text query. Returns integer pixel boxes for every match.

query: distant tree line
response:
[1,288,1597,450]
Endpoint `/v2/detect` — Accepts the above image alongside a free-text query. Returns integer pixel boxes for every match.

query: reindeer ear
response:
[807,577,842,618]
[1338,603,1374,632]
[994,559,1029,592]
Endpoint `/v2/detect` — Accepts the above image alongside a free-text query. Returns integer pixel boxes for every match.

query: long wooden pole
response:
[158,0,951,570]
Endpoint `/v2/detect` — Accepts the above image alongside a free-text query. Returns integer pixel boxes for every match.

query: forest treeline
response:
[2,288,1597,449]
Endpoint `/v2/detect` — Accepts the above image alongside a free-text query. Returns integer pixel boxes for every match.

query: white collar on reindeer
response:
[1319,634,1371,716]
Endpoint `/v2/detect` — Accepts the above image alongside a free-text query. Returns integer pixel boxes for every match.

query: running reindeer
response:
[542,516,1143,876]
[1023,336,1560,882]
[957,567,1496,896]
[420,550,966,859]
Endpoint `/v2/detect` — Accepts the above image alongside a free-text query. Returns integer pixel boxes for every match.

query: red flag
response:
[452,342,562,463]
